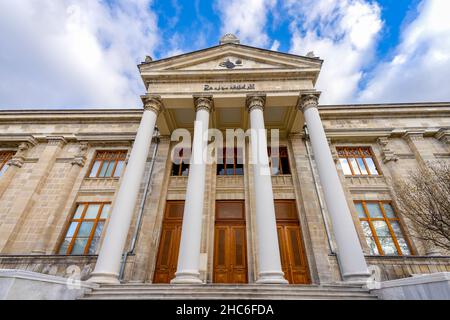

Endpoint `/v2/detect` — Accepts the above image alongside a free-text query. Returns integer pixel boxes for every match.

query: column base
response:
[256,271,289,284]
[342,271,372,285]
[30,249,46,255]
[171,271,203,285]
[87,272,121,284]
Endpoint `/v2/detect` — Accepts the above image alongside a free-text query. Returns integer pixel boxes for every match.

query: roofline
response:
[138,43,323,69]
[0,101,449,114]
[319,101,450,109]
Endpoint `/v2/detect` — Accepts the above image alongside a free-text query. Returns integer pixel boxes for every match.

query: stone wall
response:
[0,104,449,285]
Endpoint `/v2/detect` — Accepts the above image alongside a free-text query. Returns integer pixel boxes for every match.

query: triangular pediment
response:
[139,43,322,73]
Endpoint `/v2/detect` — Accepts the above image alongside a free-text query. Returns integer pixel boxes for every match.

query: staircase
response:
[80,283,378,300]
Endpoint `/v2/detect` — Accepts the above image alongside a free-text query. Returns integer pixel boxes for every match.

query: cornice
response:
[0,109,143,124]
[0,134,38,146]
[318,102,450,119]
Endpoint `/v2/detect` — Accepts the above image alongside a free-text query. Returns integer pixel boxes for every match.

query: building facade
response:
[0,35,449,290]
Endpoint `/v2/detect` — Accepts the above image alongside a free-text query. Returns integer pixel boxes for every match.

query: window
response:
[58,202,111,255]
[0,151,14,177]
[355,201,412,256]
[268,146,291,175]
[337,147,380,176]
[217,148,243,176]
[88,150,127,178]
[171,148,190,176]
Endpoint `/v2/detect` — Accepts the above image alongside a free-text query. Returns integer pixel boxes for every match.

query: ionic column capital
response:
[297,91,321,113]
[142,95,164,115]
[246,93,266,113]
[193,95,214,113]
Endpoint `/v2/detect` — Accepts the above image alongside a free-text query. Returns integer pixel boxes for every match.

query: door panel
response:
[213,226,229,283]
[213,201,248,284]
[213,225,248,283]
[275,200,310,284]
[153,201,183,283]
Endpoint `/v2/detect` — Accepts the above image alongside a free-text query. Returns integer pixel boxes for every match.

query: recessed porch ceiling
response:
[156,95,305,138]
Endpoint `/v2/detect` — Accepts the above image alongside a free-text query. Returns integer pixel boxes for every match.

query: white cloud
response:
[270,39,281,51]
[214,0,276,47]
[285,0,383,104]
[0,0,158,109]
[358,0,450,103]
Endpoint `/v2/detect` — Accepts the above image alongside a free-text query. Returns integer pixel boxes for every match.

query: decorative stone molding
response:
[125,150,131,165]
[142,95,164,115]
[193,95,214,113]
[80,177,119,192]
[71,142,88,167]
[245,93,266,113]
[327,138,338,162]
[377,137,398,163]
[7,142,31,168]
[46,136,67,147]
[435,129,450,145]
[216,175,244,190]
[219,33,240,45]
[402,131,425,143]
[297,91,321,113]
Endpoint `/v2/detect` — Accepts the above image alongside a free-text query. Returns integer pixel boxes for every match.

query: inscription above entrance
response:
[203,83,256,92]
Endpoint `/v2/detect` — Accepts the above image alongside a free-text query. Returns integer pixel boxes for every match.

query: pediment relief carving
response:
[139,45,321,73]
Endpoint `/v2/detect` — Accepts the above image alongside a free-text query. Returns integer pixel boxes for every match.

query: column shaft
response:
[300,93,369,282]
[247,94,288,284]
[89,97,161,284]
[172,96,212,284]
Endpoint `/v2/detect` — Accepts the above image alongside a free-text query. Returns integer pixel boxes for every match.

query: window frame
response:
[87,150,127,179]
[356,200,413,256]
[217,147,244,176]
[268,146,291,175]
[171,148,191,176]
[0,151,14,176]
[58,202,111,255]
[337,146,381,176]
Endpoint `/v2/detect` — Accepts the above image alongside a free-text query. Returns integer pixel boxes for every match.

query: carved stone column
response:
[246,93,288,284]
[172,96,213,284]
[298,92,370,282]
[88,96,162,284]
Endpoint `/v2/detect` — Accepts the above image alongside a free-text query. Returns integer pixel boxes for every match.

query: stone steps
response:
[81,283,378,300]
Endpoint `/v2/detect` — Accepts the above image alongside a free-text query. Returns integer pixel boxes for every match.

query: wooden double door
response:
[153,200,309,285]
[213,201,248,283]
[275,200,310,284]
[153,201,183,283]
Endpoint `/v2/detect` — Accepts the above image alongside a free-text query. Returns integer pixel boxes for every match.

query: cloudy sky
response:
[0,0,449,109]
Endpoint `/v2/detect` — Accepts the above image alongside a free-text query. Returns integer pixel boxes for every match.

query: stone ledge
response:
[0,269,98,300]
[369,272,450,300]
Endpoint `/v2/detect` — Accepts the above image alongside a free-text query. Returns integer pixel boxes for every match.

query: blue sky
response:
[0,0,449,109]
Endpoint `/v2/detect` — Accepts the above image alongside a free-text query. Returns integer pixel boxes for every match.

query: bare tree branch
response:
[393,161,450,252]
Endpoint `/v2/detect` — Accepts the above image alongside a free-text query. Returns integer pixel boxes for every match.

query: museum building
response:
[0,34,449,299]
